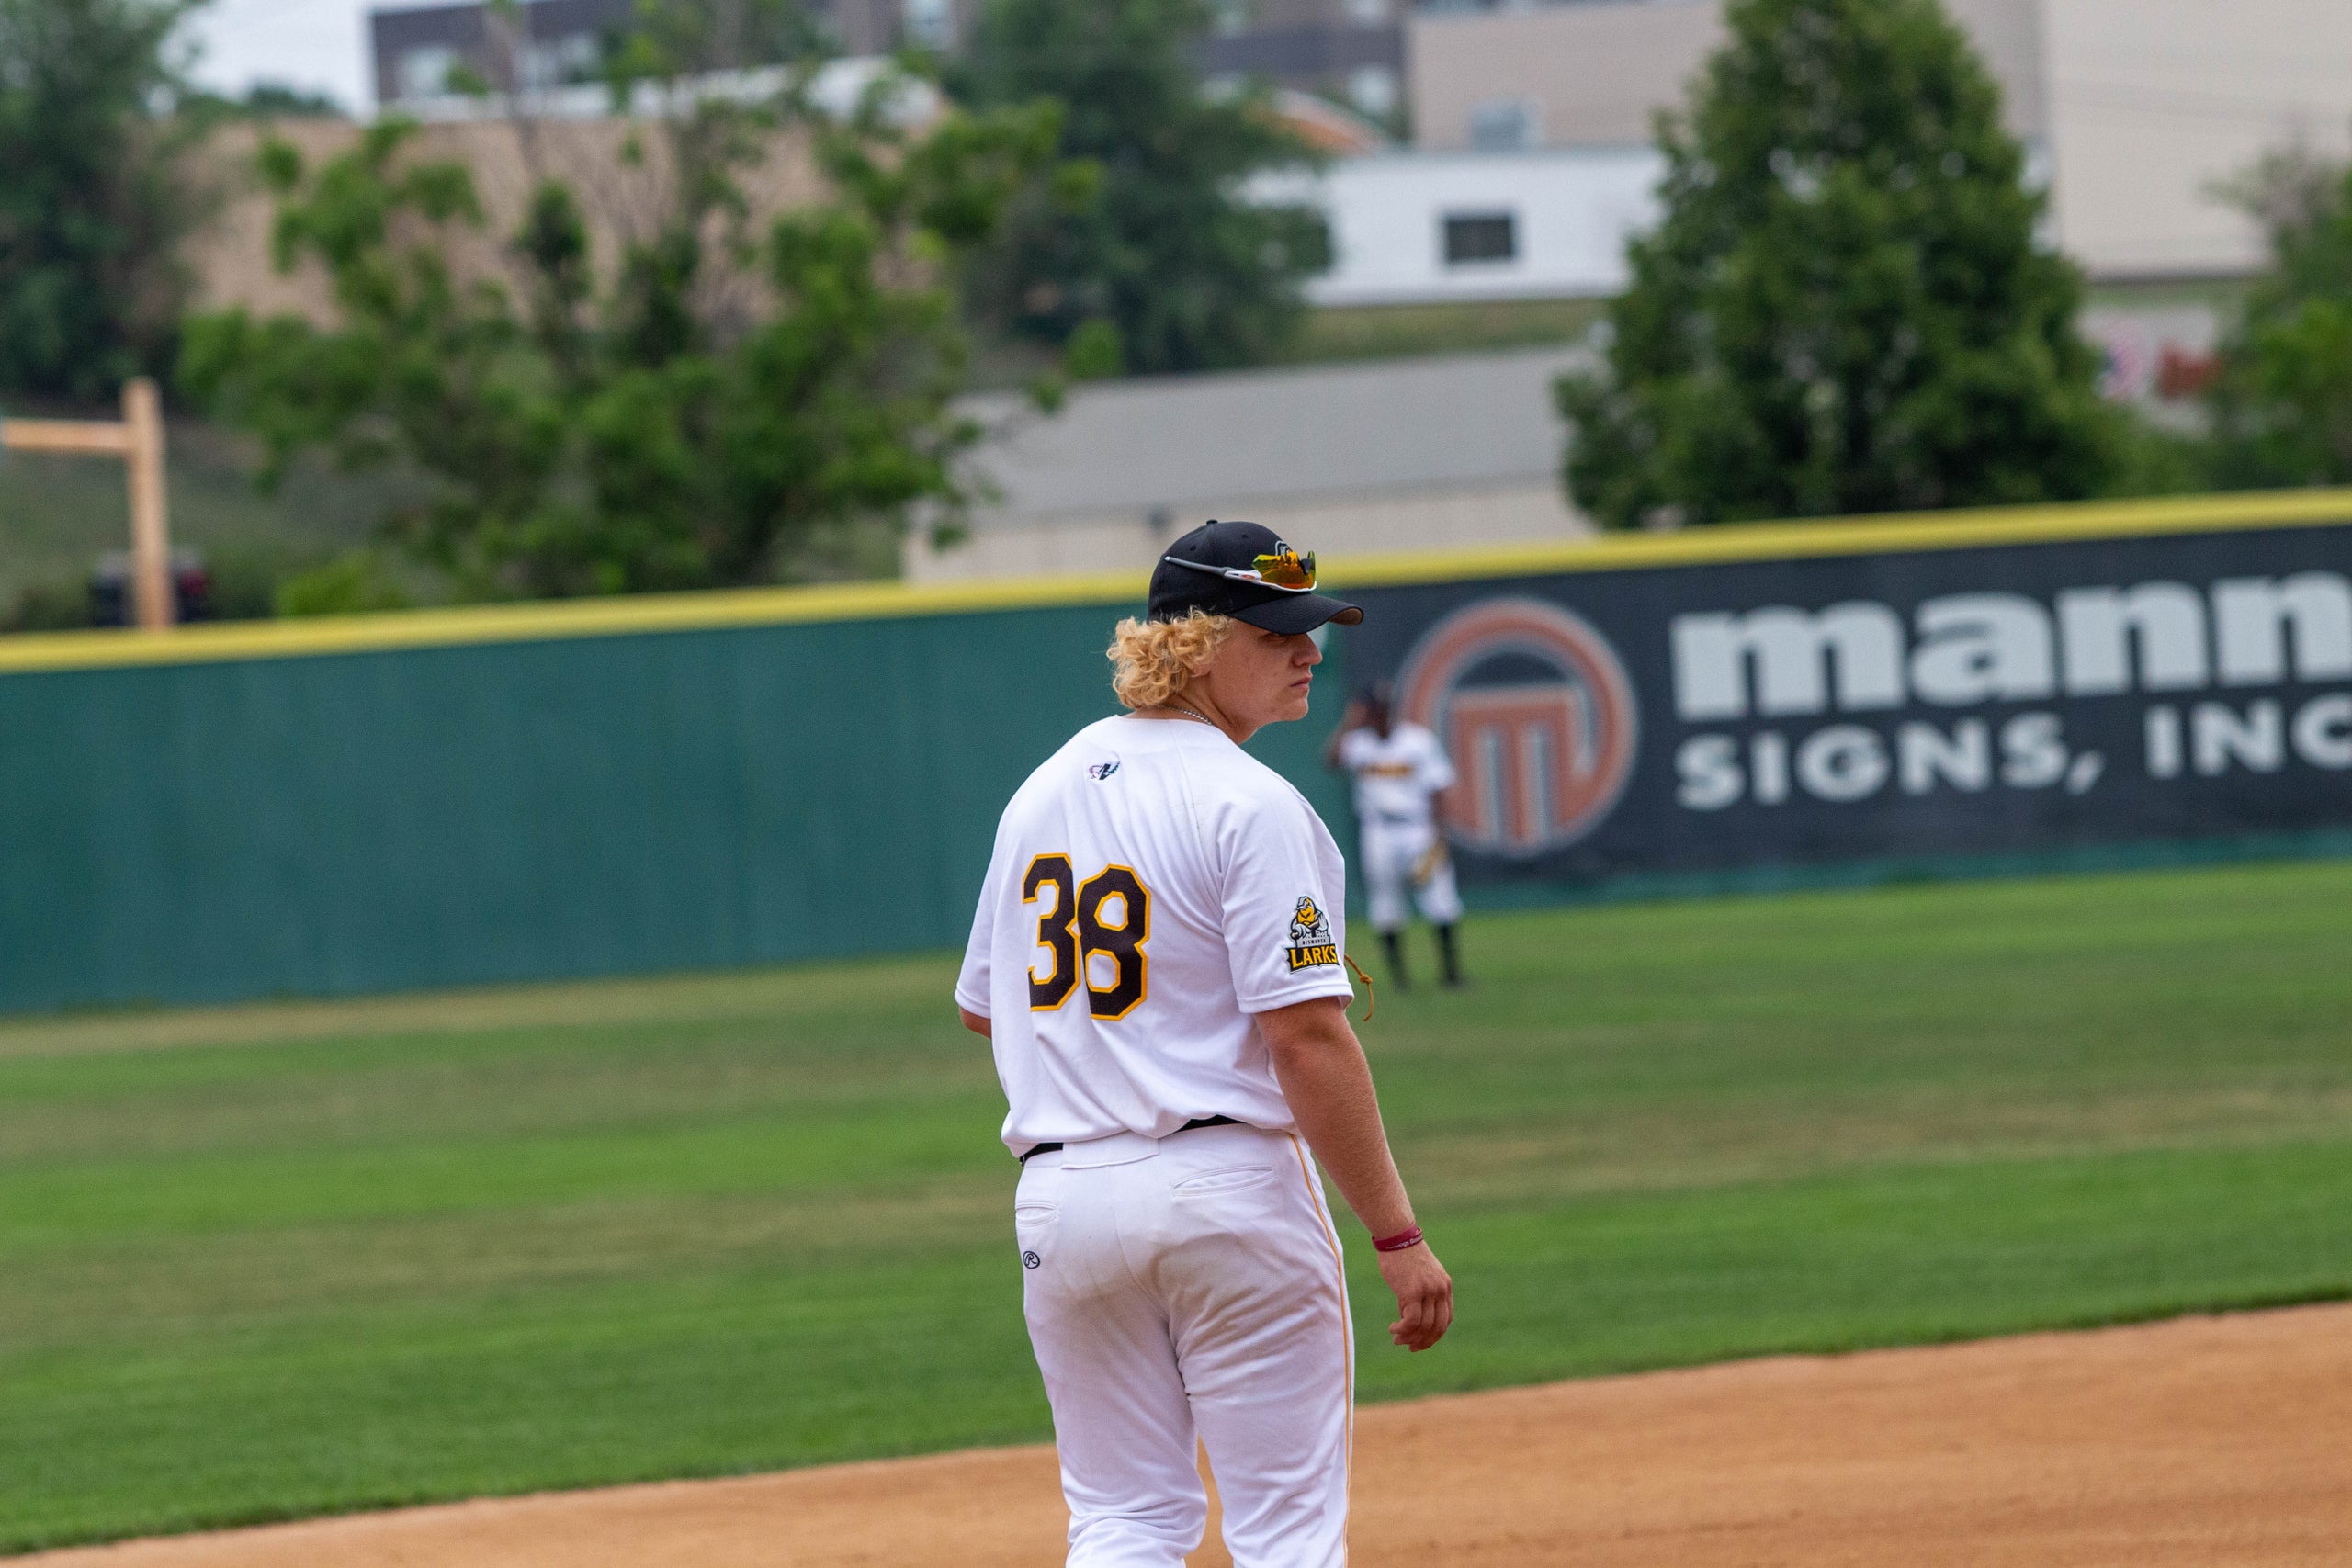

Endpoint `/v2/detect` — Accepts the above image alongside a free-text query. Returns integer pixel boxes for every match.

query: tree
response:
[1557,0,2116,528]
[955,0,1327,375]
[181,22,1064,602]
[0,0,210,400]
[186,82,349,119]
[2204,147,2352,487]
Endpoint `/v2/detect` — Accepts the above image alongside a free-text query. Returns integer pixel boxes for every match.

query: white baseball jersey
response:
[957,712,1357,1155]
[1337,721,1455,828]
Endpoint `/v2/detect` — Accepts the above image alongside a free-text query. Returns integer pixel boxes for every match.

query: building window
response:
[1443,211,1518,266]
[397,45,458,100]
[1467,97,1536,152]
[519,33,599,90]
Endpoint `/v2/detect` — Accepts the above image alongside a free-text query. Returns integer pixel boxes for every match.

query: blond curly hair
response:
[1108,610,1233,710]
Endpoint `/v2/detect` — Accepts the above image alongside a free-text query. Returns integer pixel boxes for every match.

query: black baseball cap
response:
[1148,520,1363,635]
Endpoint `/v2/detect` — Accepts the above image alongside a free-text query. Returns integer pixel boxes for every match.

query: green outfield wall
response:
[0,582,1349,1011]
[5,486,2350,1014]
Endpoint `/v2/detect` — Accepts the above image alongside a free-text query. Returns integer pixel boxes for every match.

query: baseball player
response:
[1325,682,1466,988]
[956,520,1453,1567]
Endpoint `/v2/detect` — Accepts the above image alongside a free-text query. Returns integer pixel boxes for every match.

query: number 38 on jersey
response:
[1023,854,1151,1020]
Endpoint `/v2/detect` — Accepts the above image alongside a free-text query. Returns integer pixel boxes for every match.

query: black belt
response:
[1020,1114,1242,1164]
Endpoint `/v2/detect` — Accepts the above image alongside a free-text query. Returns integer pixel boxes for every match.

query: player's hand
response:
[1375,1241,1453,1351]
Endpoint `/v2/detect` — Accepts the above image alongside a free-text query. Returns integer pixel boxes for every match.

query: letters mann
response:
[1668,571,2352,809]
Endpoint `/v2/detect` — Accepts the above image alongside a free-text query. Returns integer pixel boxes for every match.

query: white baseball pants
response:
[1359,819,1464,934]
[1015,1122,1354,1566]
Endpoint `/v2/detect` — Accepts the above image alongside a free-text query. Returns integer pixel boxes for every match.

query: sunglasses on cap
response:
[1162,547,1317,592]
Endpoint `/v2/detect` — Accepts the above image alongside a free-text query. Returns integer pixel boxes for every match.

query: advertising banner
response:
[1339,512,2352,890]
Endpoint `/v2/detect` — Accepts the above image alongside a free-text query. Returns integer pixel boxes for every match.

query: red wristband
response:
[1372,1225,1425,1253]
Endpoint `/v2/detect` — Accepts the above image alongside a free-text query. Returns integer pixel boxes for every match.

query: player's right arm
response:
[1258,997,1453,1353]
[1207,773,1449,1348]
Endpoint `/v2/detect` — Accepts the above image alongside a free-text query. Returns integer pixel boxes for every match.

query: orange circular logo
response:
[1396,598,1640,856]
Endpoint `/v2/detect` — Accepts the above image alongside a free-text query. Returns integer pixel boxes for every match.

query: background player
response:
[956,520,1453,1567]
[1325,682,1466,988]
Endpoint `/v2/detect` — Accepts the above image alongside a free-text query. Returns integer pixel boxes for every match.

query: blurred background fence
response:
[0,580,1350,1012]
[5,486,2348,1015]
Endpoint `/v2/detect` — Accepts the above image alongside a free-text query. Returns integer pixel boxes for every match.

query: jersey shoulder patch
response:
[1285,895,1339,970]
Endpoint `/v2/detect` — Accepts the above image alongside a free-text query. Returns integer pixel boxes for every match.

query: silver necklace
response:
[1159,702,1221,730]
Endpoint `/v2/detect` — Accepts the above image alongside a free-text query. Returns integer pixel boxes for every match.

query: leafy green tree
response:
[591,0,820,85]
[2205,148,2352,487]
[180,81,349,119]
[955,0,1327,374]
[0,0,210,399]
[182,44,1063,601]
[1558,0,2116,528]
[234,83,345,118]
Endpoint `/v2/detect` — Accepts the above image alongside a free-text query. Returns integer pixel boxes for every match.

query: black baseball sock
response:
[1380,930,1408,989]
[1437,923,1463,987]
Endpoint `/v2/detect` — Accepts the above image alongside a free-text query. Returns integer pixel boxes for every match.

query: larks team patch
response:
[1286,895,1339,970]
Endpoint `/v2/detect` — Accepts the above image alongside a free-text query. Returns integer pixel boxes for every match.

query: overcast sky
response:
[179,0,390,115]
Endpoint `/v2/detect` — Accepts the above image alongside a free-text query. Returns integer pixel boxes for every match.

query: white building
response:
[1253,0,2352,400]
[1255,147,1664,307]
[1406,0,2352,283]
[907,346,1597,581]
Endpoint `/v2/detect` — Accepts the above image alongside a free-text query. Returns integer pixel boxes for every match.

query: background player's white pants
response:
[1016,1122,1354,1567]
[1359,818,1464,933]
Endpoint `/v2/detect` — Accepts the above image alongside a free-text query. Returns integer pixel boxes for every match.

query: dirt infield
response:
[34,1303,2351,1567]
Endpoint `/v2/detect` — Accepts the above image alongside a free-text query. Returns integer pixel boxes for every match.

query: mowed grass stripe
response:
[4,858,2350,1551]
[0,1099,1000,1244]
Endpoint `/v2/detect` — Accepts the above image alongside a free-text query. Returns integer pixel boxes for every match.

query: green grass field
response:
[7,858,2352,1552]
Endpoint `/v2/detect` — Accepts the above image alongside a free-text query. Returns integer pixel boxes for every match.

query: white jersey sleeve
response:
[954,830,1003,1017]
[1205,782,1357,1014]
